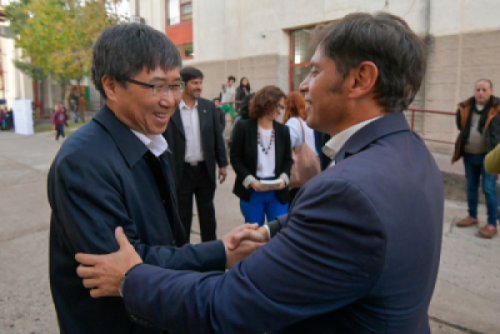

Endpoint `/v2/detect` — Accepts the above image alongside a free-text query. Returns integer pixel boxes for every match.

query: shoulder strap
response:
[298,118,306,144]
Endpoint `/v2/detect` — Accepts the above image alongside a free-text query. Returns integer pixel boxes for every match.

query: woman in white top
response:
[284,91,317,202]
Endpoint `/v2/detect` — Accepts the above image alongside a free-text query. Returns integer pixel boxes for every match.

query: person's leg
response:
[177,165,196,243]
[55,124,62,141]
[264,191,289,222]
[194,165,217,242]
[480,159,498,227]
[463,153,481,219]
[239,190,265,226]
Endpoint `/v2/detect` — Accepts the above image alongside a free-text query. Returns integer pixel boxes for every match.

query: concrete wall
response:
[135,0,500,154]
[0,34,33,108]
[130,0,166,33]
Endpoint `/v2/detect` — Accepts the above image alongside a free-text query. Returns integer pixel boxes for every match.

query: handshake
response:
[75,223,270,298]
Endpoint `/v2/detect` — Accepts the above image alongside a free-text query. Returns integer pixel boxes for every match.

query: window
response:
[289,27,314,92]
[183,44,194,58]
[181,0,192,21]
[168,0,192,25]
[177,44,193,60]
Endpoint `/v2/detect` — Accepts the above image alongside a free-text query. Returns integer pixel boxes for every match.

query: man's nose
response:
[299,77,309,93]
[160,90,175,105]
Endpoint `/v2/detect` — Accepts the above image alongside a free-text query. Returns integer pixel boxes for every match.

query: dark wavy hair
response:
[239,77,251,91]
[249,85,285,119]
[283,91,306,123]
[312,12,426,112]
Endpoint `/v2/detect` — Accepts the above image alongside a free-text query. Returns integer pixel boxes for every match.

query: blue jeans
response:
[463,153,498,226]
[240,188,289,226]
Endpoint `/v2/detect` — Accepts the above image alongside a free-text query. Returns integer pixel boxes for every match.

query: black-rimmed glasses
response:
[124,78,185,97]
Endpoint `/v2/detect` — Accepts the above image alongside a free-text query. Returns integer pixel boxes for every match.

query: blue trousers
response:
[463,153,498,226]
[55,124,65,140]
[240,188,289,226]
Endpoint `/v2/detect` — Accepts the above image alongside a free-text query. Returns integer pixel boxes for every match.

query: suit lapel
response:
[250,119,258,169]
[197,99,208,143]
[334,112,410,164]
[170,107,185,139]
[273,121,281,173]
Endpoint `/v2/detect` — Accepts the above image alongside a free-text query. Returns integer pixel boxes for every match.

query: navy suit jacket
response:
[123,112,444,334]
[48,105,226,334]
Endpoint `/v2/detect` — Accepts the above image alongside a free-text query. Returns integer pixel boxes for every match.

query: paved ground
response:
[0,129,499,334]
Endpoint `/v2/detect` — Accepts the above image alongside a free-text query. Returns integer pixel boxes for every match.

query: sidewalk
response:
[0,130,498,333]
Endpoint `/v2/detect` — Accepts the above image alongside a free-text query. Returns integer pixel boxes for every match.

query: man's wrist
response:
[118,263,143,298]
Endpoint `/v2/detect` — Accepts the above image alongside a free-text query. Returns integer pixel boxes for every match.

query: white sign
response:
[13,99,34,135]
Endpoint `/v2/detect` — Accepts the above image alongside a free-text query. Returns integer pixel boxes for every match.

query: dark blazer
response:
[163,97,228,189]
[47,105,226,334]
[122,112,444,334]
[230,118,293,204]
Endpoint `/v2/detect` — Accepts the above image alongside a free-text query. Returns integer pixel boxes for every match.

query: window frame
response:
[178,43,194,60]
[289,26,315,92]
[167,0,192,26]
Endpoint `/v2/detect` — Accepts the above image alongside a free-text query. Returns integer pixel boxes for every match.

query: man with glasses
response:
[47,24,262,334]
[164,67,228,243]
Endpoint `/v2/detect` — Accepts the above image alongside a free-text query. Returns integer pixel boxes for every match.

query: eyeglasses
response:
[124,78,185,97]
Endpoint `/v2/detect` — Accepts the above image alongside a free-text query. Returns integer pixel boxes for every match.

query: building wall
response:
[0,34,33,109]
[135,0,500,154]
[423,0,500,153]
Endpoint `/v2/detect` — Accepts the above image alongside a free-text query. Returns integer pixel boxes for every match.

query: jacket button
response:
[172,240,176,246]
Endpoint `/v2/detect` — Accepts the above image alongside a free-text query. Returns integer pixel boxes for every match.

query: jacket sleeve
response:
[122,178,386,334]
[456,109,462,131]
[211,102,228,168]
[50,153,226,272]
[282,125,293,177]
[230,121,253,180]
[485,143,500,174]
[235,88,241,103]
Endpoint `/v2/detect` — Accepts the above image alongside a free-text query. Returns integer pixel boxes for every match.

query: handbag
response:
[289,118,321,189]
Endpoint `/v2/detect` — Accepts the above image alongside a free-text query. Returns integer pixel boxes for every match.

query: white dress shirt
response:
[130,129,169,157]
[180,99,204,163]
[256,127,276,178]
[323,117,382,166]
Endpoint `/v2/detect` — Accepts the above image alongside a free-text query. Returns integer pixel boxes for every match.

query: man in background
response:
[453,79,500,238]
[164,67,228,242]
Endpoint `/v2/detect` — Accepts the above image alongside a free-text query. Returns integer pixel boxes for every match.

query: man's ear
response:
[102,75,119,102]
[348,61,379,99]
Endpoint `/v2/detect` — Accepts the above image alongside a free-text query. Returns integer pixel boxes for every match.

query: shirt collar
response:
[180,99,198,110]
[130,129,169,157]
[323,117,382,159]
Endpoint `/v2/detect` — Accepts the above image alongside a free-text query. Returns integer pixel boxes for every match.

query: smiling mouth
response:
[154,113,169,119]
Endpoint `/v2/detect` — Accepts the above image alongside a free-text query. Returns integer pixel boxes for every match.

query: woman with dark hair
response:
[284,91,318,201]
[230,85,293,226]
[235,77,251,104]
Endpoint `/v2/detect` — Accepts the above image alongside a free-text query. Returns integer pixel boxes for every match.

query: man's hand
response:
[227,225,269,252]
[218,167,227,184]
[75,227,142,298]
[222,224,269,269]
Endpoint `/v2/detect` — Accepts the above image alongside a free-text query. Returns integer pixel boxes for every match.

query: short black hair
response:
[180,67,204,83]
[313,13,426,112]
[92,23,181,99]
[212,97,221,102]
[228,75,236,82]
